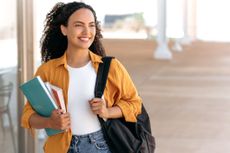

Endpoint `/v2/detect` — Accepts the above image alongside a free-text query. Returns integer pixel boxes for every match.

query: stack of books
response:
[20,76,66,136]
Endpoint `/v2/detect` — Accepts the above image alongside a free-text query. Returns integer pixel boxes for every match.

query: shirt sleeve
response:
[21,102,36,128]
[112,59,142,122]
[20,65,47,130]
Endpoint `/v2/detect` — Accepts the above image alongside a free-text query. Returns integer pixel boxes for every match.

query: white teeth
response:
[79,37,89,41]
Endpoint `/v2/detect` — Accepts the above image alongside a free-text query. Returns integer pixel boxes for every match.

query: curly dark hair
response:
[40,1,106,62]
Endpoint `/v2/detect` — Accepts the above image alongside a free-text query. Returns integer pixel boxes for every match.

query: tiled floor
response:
[1,40,230,153]
[103,40,230,153]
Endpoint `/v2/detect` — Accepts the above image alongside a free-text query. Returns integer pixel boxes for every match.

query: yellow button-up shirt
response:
[21,51,142,153]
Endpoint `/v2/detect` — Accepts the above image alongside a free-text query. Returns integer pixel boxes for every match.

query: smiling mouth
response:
[79,37,90,42]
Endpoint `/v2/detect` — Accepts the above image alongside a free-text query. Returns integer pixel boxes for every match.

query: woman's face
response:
[61,8,96,50]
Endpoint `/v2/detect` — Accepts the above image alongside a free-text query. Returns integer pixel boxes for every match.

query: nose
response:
[82,26,90,35]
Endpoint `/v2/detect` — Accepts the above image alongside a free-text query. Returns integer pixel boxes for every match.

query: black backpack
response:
[95,57,156,153]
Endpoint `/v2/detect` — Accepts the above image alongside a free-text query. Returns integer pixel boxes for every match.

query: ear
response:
[60,25,67,36]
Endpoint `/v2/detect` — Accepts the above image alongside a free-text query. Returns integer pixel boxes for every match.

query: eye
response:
[74,24,82,27]
[89,24,96,27]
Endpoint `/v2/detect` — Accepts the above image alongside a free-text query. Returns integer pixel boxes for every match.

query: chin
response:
[74,43,91,49]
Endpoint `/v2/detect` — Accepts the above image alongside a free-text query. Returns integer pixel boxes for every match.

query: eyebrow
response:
[73,21,95,25]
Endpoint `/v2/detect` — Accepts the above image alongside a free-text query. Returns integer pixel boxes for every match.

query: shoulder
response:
[35,58,61,78]
[109,57,130,80]
[110,58,127,72]
[36,59,57,72]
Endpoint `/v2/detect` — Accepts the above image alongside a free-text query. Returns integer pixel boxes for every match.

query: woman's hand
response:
[48,109,71,130]
[89,98,109,118]
[89,98,123,119]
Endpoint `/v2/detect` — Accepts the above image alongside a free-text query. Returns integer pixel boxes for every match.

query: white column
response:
[188,0,197,40]
[172,0,183,52]
[154,0,172,59]
[17,0,35,153]
[180,0,191,45]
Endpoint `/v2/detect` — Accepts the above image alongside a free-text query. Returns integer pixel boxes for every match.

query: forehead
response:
[68,8,95,23]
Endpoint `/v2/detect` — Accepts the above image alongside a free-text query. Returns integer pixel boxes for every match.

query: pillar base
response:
[180,36,192,45]
[154,43,172,59]
[172,40,183,52]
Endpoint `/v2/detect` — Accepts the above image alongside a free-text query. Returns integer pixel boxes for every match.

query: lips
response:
[79,37,90,42]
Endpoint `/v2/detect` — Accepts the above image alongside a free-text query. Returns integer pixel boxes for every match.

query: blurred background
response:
[0,0,230,153]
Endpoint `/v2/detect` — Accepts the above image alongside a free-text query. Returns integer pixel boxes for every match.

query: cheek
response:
[68,29,81,38]
[91,29,96,37]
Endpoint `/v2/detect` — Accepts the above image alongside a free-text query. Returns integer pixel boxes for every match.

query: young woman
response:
[21,2,142,153]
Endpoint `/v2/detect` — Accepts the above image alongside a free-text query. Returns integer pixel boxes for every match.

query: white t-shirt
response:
[67,61,101,135]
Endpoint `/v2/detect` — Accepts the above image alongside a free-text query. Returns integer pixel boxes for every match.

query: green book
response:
[19,76,64,136]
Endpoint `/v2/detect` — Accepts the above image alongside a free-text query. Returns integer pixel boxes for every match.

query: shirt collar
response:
[54,50,103,68]
[89,50,103,63]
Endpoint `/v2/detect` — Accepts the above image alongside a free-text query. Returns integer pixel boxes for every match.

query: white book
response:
[45,82,66,113]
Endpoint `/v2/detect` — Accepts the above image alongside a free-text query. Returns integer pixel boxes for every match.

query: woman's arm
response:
[111,59,142,122]
[29,109,71,130]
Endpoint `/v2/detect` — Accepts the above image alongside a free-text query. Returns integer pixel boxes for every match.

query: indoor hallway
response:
[103,39,230,153]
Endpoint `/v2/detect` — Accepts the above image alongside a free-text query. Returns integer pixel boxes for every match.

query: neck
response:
[66,48,90,68]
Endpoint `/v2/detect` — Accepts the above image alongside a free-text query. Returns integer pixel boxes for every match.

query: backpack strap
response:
[94,56,114,98]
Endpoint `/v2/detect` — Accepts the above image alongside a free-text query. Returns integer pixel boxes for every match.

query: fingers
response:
[90,102,103,111]
[59,109,66,114]
[57,117,71,130]
[89,98,108,118]
[89,98,104,111]
[59,112,71,130]
[89,98,105,107]
[89,98,104,104]
[52,109,66,114]
[50,109,71,130]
